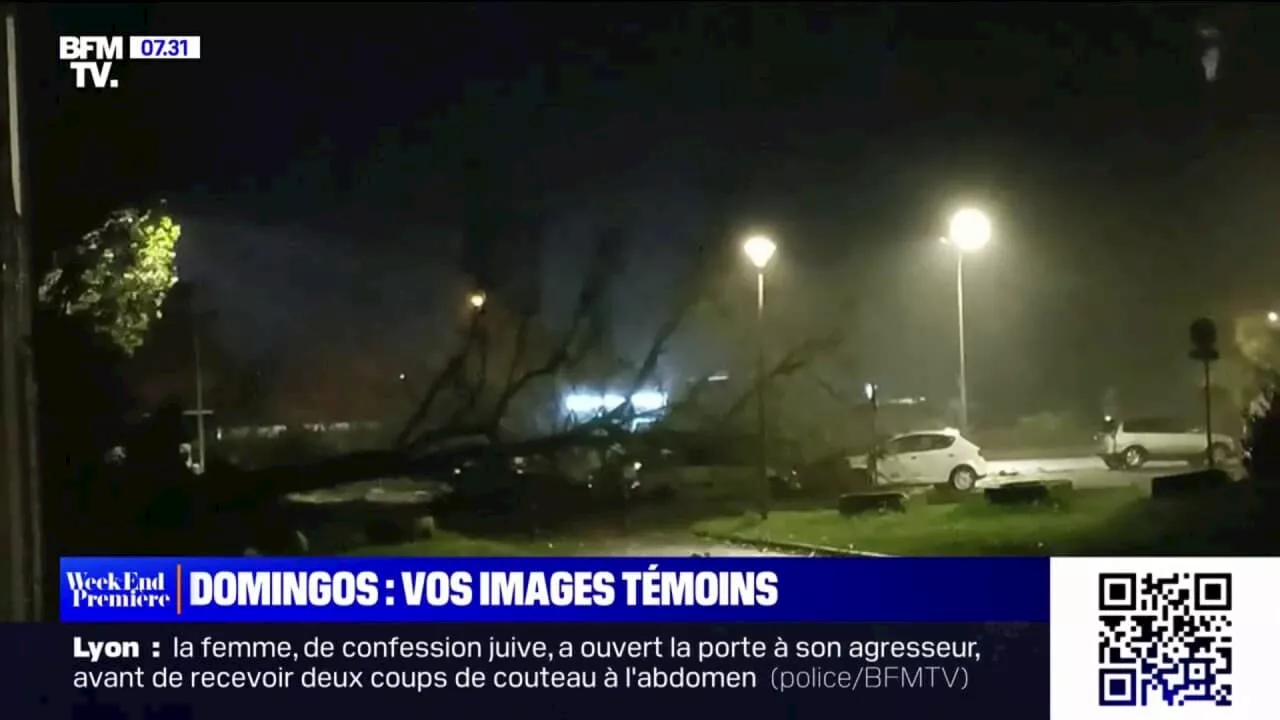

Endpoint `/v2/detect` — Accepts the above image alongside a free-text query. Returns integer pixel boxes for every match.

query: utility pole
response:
[955,252,968,433]
[183,306,211,474]
[754,267,768,519]
[192,330,207,473]
[0,4,42,621]
[741,235,776,520]
[1189,318,1220,469]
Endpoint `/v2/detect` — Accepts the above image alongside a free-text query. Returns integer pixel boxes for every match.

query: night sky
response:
[18,3,1280,425]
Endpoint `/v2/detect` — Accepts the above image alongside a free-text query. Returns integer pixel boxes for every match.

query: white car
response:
[847,429,988,491]
[1097,416,1236,470]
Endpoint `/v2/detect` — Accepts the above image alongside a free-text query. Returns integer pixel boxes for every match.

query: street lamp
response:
[467,290,487,311]
[742,234,777,518]
[940,208,992,433]
[1268,310,1278,325]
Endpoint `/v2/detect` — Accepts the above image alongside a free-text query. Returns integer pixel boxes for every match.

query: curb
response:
[692,530,894,558]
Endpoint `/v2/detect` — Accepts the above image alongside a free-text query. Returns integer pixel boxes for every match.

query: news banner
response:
[1,556,1272,718]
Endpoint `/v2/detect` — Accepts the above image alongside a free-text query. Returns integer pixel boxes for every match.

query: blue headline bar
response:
[60,556,1048,623]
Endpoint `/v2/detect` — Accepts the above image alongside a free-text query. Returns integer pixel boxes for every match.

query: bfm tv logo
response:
[59,36,122,89]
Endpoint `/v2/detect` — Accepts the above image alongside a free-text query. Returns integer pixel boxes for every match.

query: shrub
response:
[1243,380,1280,483]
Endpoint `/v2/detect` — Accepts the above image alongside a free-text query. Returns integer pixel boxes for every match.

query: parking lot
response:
[981,455,1243,491]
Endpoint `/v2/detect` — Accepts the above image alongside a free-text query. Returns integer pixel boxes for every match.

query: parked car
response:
[1096,416,1236,470]
[847,428,988,491]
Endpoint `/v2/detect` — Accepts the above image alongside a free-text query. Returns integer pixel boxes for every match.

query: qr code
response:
[1097,572,1233,707]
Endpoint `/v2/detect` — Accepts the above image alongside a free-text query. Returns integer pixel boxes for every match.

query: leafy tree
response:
[35,207,182,564]
[38,208,181,355]
[1233,314,1280,372]
[1224,313,1280,482]
[1212,314,1280,405]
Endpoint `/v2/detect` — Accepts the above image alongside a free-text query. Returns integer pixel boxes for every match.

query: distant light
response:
[398,373,406,381]
[467,290,487,310]
[1268,311,1279,324]
[864,383,875,400]
[630,391,668,412]
[708,373,729,382]
[564,394,602,414]
[1200,26,1220,84]
[563,391,668,414]
[1202,46,1219,83]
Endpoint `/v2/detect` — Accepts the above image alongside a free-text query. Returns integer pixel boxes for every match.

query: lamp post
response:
[181,303,214,475]
[189,331,208,474]
[940,208,992,434]
[0,4,41,621]
[865,382,879,484]
[742,234,777,518]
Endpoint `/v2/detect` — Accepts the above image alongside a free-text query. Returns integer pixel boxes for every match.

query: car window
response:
[1124,418,1156,433]
[920,434,956,451]
[886,435,928,453]
[885,436,914,454]
[1126,418,1181,434]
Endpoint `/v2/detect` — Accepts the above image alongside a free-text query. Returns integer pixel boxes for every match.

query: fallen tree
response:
[49,207,853,555]
[227,228,850,500]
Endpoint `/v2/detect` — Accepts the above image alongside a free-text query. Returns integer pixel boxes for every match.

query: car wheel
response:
[1122,446,1147,470]
[948,465,978,491]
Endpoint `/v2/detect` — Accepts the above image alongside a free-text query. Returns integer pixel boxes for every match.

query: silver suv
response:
[1097,416,1236,470]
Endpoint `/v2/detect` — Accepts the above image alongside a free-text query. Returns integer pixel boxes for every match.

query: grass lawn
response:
[345,530,699,557]
[693,483,1278,556]
[346,531,560,557]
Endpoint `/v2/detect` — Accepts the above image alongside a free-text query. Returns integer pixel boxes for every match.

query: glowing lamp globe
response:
[948,209,992,252]
[742,235,777,269]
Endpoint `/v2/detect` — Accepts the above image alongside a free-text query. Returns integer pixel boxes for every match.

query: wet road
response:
[981,455,1242,491]
[590,455,1250,557]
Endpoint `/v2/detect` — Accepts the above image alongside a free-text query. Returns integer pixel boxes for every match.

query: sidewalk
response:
[980,445,1096,461]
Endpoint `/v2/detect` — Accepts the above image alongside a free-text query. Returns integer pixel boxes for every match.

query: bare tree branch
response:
[811,373,855,406]
[714,329,846,423]
[395,226,632,455]
[484,256,613,436]
[394,312,483,447]
[503,313,534,396]
[232,228,741,501]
